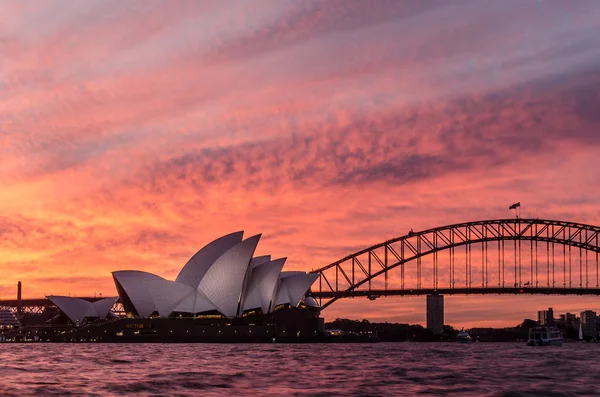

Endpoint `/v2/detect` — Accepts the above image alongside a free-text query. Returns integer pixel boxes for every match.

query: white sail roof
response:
[274,278,291,306]
[144,279,196,317]
[47,296,118,324]
[242,258,286,313]
[92,297,120,318]
[249,255,271,269]
[274,272,319,307]
[113,271,164,318]
[172,290,216,314]
[176,231,244,288]
[113,271,217,317]
[286,273,319,307]
[198,235,261,318]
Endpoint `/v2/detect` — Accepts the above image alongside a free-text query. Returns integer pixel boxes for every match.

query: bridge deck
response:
[312,287,600,299]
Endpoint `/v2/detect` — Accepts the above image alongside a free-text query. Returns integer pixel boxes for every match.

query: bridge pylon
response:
[426,294,444,335]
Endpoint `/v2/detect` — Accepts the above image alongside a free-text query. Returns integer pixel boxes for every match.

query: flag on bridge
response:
[509,202,520,210]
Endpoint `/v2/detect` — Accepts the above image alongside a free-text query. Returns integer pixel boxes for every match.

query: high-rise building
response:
[537,307,554,326]
[565,312,577,325]
[426,294,444,335]
[580,310,597,339]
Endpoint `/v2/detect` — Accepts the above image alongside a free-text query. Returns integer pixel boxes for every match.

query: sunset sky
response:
[1,0,600,328]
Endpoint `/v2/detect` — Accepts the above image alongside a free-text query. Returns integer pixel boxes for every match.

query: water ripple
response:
[0,343,598,396]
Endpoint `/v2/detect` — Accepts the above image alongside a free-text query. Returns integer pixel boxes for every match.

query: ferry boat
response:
[526,326,563,346]
[457,328,472,343]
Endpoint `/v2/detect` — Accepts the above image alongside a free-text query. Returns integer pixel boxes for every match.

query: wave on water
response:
[0,343,598,396]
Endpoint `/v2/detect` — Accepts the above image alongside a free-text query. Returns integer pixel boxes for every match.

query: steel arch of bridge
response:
[310,219,600,309]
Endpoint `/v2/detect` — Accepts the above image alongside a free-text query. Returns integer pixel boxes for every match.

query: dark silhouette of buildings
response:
[537,307,554,326]
[581,310,598,339]
[558,312,578,326]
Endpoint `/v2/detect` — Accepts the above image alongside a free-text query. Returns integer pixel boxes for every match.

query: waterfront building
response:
[580,310,597,339]
[537,307,554,326]
[426,294,444,335]
[48,231,319,322]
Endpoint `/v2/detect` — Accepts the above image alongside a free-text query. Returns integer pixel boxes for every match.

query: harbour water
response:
[0,342,598,396]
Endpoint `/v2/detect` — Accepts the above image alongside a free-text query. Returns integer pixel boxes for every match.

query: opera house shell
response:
[46,296,119,324]
[108,231,319,319]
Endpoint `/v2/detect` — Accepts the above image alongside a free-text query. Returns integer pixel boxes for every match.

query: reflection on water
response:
[0,342,597,396]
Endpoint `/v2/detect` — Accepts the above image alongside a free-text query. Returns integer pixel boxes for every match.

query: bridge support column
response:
[426,294,444,335]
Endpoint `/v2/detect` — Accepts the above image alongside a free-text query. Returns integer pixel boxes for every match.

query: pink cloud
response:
[0,0,599,327]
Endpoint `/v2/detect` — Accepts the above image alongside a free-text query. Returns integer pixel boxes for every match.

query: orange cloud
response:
[1,1,599,327]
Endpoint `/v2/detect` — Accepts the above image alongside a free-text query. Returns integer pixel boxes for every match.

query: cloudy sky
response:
[1,0,599,327]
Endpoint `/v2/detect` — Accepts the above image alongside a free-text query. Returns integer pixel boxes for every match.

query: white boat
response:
[526,326,563,346]
[457,329,472,343]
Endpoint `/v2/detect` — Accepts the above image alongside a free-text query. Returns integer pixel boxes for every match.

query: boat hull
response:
[526,339,563,346]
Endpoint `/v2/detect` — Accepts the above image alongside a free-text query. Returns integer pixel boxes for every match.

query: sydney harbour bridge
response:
[309,218,600,312]
[2,218,600,322]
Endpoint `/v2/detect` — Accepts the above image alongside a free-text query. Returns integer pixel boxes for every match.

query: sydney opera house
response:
[112,232,319,320]
[5,232,324,343]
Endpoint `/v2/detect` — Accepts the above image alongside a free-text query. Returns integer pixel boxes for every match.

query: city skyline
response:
[1,1,600,327]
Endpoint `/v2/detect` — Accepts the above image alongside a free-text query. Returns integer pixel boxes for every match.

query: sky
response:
[1,0,600,328]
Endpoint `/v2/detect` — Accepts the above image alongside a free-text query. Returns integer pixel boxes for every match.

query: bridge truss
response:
[310,219,600,309]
